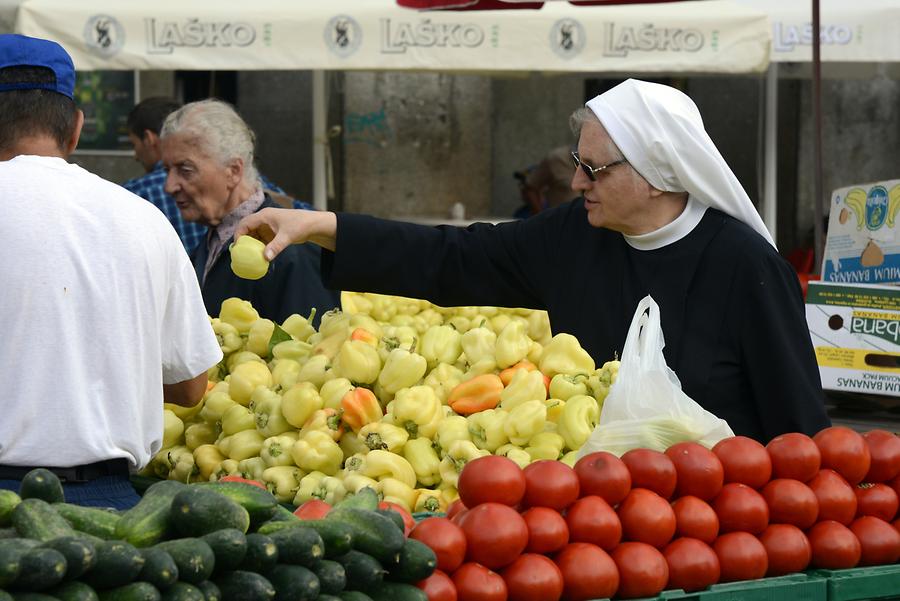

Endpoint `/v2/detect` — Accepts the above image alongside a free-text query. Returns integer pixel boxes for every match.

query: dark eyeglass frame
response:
[571,151,628,182]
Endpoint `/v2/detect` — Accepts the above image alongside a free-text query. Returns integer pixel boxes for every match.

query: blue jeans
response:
[0,475,140,510]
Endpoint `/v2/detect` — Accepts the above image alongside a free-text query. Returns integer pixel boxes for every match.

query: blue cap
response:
[0,34,75,99]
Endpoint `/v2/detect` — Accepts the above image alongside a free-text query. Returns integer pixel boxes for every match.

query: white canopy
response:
[15,0,771,73]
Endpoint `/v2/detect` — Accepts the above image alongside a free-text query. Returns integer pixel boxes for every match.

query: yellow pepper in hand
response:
[499,369,547,411]
[557,394,600,451]
[219,297,259,334]
[341,387,383,433]
[448,374,503,415]
[403,437,442,487]
[539,333,596,378]
[361,449,417,488]
[495,320,532,369]
[378,348,428,394]
[421,324,463,368]
[262,466,304,503]
[504,399,547,446]
[230,235,270,280]
[334,339,382,384]
[424,363,465,404]
[292,430,343,475]
[228,361,272,406]
[359,422,409,453]
[391,385,442,439]
[438,440,490,488]
[260,433,300,467]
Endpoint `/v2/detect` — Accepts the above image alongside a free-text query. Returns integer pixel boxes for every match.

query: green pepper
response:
[184,422,219,450]
[438,440,489,488]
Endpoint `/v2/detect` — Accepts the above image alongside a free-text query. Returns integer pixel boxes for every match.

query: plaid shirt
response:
[123,163,313,254]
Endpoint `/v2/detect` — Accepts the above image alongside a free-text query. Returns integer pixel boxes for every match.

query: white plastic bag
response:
[576,295,734,458]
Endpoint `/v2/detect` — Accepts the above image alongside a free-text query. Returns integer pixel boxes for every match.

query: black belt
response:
[0,458,130,483]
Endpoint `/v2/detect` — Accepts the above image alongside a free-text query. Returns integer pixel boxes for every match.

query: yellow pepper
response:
[222,403,256,435]
[341,387,384,433]
[560,450,580,467]
[342,452,367,476]
[418,308,444,329]
[359,422,409,453]
[420,324,463,368]
[281,382,323,428]
[539,333,596,378]
[446,315,472,334]
[211,318,243,354]
[219,297,259,334]
[495,320,532,369]
[193,444,226,480]
[557,394,600,451]
[527,340,544,366]
[185,422,219,450]
[527,431,566,459]
[251,387,293,437]
[490,313,513,335]
[291,430,343,475]
[246,318,276,358]
[320,378,354,411]
[448,374,504,415]
[213,459,240,481]
[228,361,272,406]
[504,399,548,446]
[230,235,270,280]
[545,398,566,423]
[162,410,185,449]
[218,429,265,461]
[377,325,419,362]
[438,440,490,488]
[526,310,552,344]
[467,409,510,452]
[237,456,267,482]
[318,309,352,338]
[311,327,350,361]
[199,390,238,424]
[262,466,304,503]
[462,359,499,381]
[361,449,417,488]
[296,354,331,389]
[270,359,302,391]
[282,309,318,343]
[439,483,460,506]
[334,339,382,384]
[378,348,428,394]
[435,415,471,456]
[350,313,384,338]
[414,489,446,513]
[496,443,532,469]
[272,340,313,363]
[588,360,620,404]
[168,446,198,482]
[294,471,347,505]
[164,397,205,422]
[460,323,497,366]
[261,433,300,467]
[391,385,442,439]
[380,477,418,513]
[404,437,441,486]
[300,408,345,442]
[424,363,465,404]
[549,373,590,401]
[339,431,370,461]
[499,369,547,411]
[342,473,381,496]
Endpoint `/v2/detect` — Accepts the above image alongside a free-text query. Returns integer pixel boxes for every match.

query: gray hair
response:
[569,105,642,184]
[160,99,259,187]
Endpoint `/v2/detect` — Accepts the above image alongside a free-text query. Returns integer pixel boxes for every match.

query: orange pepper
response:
[448,374,504,415]
[499,360,551,392]
[341,387,383,433]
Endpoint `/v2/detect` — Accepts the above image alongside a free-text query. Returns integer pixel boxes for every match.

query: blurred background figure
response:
[514,145,577,219]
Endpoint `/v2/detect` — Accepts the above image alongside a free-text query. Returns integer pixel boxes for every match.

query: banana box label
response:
[822,179,900,284]
[806,281,900,396]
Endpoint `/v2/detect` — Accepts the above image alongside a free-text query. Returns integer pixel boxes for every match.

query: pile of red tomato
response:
[409,426,900,601]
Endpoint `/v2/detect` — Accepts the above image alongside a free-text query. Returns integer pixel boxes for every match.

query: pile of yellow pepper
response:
[150,292,619,514]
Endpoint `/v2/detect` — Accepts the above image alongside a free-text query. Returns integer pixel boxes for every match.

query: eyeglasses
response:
[571,151,628,182]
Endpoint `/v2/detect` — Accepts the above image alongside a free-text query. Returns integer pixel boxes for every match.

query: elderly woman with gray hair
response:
[160,99,339,325]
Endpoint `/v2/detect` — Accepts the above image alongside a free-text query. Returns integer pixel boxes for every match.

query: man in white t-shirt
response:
[0,34,223,508]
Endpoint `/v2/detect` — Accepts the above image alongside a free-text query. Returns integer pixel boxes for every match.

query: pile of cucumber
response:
[0,469,436,601]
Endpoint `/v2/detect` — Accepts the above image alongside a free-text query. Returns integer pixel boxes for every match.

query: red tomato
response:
[459,502,529,569]
[417,570,458,601]
[666,442,724,501]
[292,499,331,520]
[855,483,899,522]
[671,496,719,544]
[850,516,900,566]
[458,455,526,508]
[863,429,900,483]
[712,483,769,535]
[410,517,467,574]
[501,553,564,601]
[564,495,622,551]
[808,520,861,569]
[521,460,579,510]
[713,532,768,583]
[610,542,669,599]
[379,501,415,536]
[218,475,267,489]
[553,543,619,601]
[622,448,678,499]
[451,509,469,526]
[452,563,507,601]
[814,426,872,486]
[712,436,773,489]
[761,479,819,529]
[573,452,631,506]
[758,524,812,576]
[663,537,720,592]
[447,499,468,521]
[521,507,569,554]
[617,488,676,548]
[808,469,858,525]
[766,433,821,482]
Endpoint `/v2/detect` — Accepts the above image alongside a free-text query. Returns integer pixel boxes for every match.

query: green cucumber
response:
[11,547,67,591]
[152,539,214,585]
[200,528,247,573]
[97,583,160,601]
[81,540,146,590]
[313,560,346,595]
[49,581,99,601]
[53,504,121,540]
[240,533,279,573]
[9,594,58,601]
[192,482,277,526]
[265,504,300,524]
[317,597,342,601]
[334,551,384,592]
[170,488,249,537]
[265,564,320,601]
[329,508,404,564]
[383,538,436,584]
[115,480,187,547]
[194,582,219,601]
[267,527,324,568]
[0,526,17,538]
[367,582,427,601]
[129,476,163,497]
[0,542,25,588]
[19,469,65,504]
[256,518,353,558]
[159,583,204,601]
[136,548,178,591]
[374,509,405,535]
[334,487,378,511]
[338,593,373,601]
[11,498,75,541]
[0,590,11,601]
[212,571,275,601]
[41,537,97,581]
[0,489,22,526]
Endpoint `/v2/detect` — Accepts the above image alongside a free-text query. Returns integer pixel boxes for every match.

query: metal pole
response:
[763,63,779,244]
[313,70,327,211]
[812,0,824,274]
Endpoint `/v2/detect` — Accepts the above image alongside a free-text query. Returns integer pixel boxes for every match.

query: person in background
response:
[515,145,577,218]
[236,79,831,443]
[0,34,222,508]
[125,97,312,253]
[159,98,339,325]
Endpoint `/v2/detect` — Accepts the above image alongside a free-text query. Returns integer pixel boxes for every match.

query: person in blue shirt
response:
[124,97,311,254]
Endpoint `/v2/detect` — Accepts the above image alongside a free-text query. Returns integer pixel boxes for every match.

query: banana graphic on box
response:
[843,188,867,230]
[888,184,900,228]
